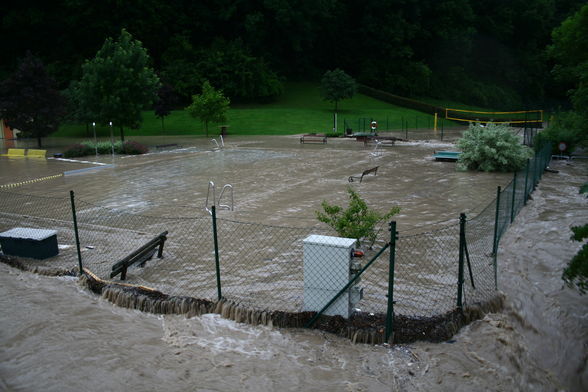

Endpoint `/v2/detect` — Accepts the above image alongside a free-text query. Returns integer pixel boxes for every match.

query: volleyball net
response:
[445,108,543,125]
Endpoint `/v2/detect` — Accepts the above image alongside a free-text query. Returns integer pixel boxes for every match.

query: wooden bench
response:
[300,134,327,144]
[433,151,461,162]
[155,143,178,150]
[348,166,379,183]
[363,136,404,147]
[110,231,167,280]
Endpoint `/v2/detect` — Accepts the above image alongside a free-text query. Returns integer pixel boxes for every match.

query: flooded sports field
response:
[1,135,587,390]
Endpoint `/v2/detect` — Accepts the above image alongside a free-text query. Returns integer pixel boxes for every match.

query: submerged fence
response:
[0,143,552,342]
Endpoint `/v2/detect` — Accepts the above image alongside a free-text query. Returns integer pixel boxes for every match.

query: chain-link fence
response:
[0,143,553,343]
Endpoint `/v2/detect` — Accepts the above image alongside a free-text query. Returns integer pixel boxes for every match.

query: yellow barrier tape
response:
[0,173,64,189]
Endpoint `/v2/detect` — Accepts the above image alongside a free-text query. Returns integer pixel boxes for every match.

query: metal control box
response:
[303,234,362,318]
[0,228,58,259]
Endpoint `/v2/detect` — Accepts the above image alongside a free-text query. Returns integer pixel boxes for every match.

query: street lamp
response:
[92,122,97,157]
[109,121,114,156]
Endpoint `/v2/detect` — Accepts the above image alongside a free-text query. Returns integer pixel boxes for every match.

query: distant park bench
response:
[363,136,404,147]
[348,166,379,183]
[300,134,327,144]
[110,231,167,280]
[155,143,179,150]
[433,151,461,162]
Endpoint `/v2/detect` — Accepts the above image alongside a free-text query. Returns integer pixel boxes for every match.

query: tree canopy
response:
[74,29,160,141]
[1,1,586,110]
[186,81,230,137]
[549,3,588,118]
[0,52,66,147]
[320,69,357,112]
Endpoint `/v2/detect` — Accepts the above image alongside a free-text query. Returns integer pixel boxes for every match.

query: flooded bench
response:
[0,228,58,259]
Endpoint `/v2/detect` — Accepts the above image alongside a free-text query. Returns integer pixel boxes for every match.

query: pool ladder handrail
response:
[205,181,234,214]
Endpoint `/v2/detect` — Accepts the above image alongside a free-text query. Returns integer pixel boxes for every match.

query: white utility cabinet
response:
[303,234,363,318]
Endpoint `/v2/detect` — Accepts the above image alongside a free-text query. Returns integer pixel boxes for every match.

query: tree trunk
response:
[37,136,42,148]
[161,117,165,130]
[120,126,125,142]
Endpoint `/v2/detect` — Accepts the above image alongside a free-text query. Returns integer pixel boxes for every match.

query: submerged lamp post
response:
[92,122,97,157]
[109,121,114,156]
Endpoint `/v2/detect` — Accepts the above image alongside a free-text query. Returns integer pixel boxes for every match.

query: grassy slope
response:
[56,82,460,138]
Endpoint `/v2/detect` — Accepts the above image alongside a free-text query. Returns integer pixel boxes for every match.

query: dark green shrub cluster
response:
[62,143,93,158]
[563,182,588,294]
[121,140,149,155]
[457,123,533,172]
[62,140,148,157]
[533,111,587,155]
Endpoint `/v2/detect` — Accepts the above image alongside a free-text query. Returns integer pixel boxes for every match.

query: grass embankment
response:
[56,82,464,138]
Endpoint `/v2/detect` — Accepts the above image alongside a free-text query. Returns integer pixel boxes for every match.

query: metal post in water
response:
[510,171,518,223]
[492,186,501,290]
[211,205,222,300]
[385,221,398,343]
[523,159,530,205]
[492,186,502,256]
[457,213,466,309]
[69,190,83,275]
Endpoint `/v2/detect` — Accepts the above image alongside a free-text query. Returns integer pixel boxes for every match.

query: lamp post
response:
[109,121,114,157]
[92,122,97,157]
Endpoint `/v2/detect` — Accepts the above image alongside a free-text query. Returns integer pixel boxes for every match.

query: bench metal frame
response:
[110,231,168,280]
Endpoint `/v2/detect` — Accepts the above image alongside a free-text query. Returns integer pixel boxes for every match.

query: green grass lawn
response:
[56,82,461,138]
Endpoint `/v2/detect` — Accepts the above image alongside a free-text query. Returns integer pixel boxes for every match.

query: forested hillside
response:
[1,0,584,108]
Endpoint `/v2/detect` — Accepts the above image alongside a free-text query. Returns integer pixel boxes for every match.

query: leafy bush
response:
[456,123,533,172]
[62,140,148,157]
[533,111,586,155]
[316,187,400,247]
[563,182,588,294]
[63,143,93,158]
[121,140,149,154]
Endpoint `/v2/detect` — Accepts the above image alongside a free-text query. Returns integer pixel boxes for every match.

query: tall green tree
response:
[549,3,588,120]
[75,29,160,141]
[0,52,66,148]
[186,81,230,137]
[320,68,357,113]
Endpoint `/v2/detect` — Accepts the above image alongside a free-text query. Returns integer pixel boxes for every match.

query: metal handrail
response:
[205,181,233,214]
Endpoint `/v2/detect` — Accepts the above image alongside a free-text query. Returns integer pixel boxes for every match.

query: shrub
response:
[562,182,588,294]
[63,143,93,158]
[122,140,149,154]
[316,187,400,247]
[456,123,533,172]
[533,111,586,155]
[62,140,147,157]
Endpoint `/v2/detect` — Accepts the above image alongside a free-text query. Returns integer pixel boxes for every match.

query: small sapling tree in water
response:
[316,187,400,247]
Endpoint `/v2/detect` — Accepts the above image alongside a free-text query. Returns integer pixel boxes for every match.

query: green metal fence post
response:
[523,158,530,205]
[457,213,466,309]
[69,190,83,275]
[492,186,501,290]
[492,186,502,255]
[211,205,222,300]
[510,171,517,223]
[385,221,397,343]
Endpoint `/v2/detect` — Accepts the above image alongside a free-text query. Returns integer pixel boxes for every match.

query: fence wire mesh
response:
[0,142,553,337]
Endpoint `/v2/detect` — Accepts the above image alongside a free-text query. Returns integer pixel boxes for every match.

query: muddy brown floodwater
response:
[1,136,587,391]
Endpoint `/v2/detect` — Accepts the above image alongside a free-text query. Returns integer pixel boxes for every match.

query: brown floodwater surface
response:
[1,136,587,391]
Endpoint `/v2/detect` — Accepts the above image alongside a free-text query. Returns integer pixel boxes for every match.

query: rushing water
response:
[1,137,587,391]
